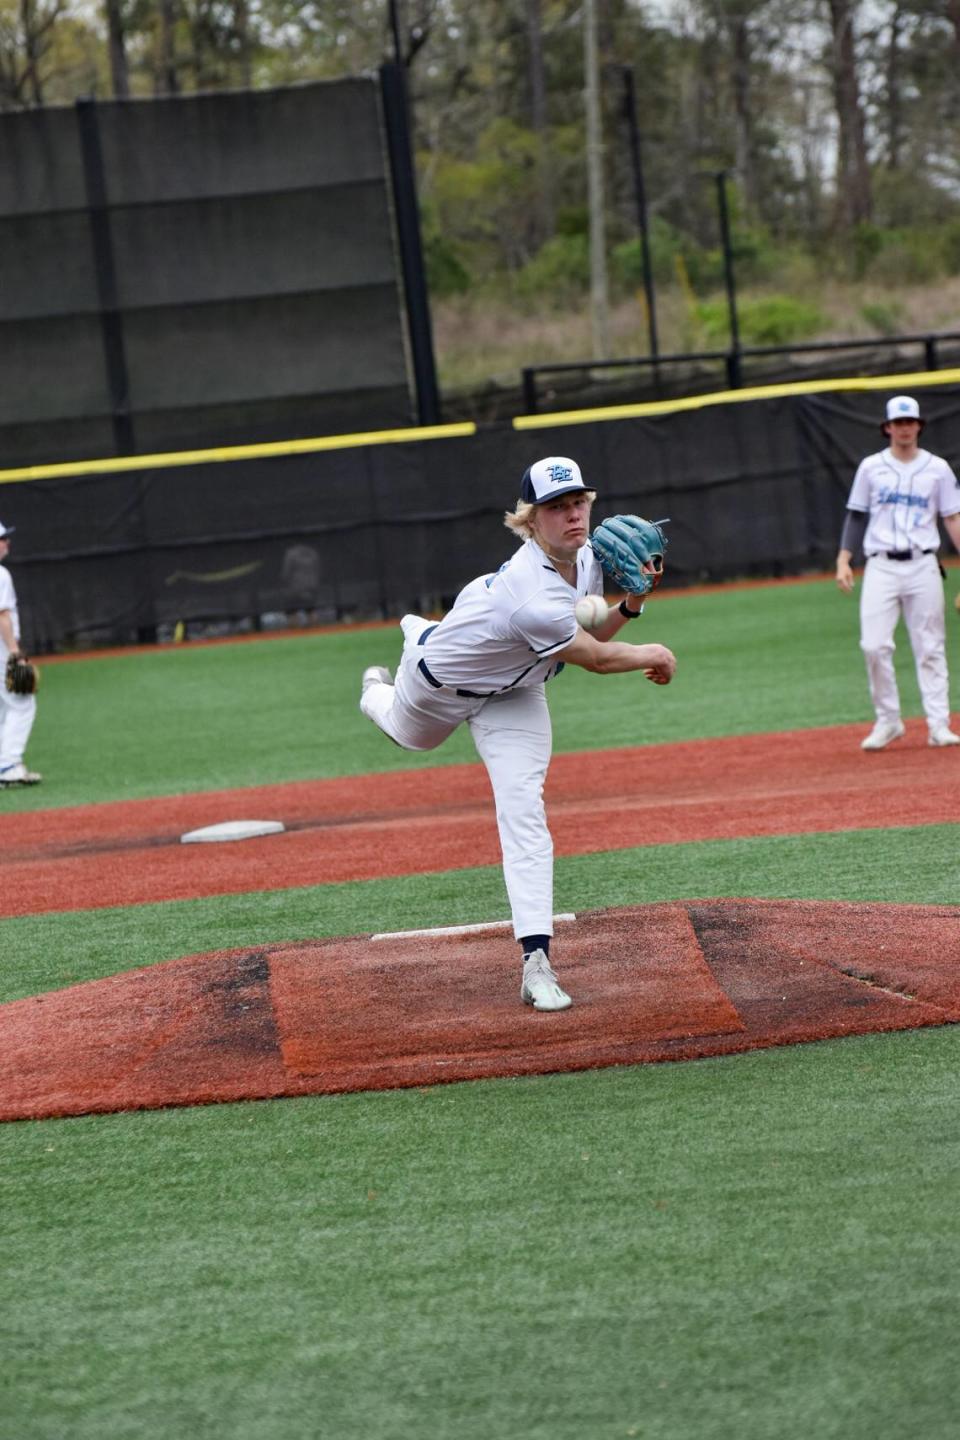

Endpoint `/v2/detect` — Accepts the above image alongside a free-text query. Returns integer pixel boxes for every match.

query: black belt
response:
[417,658,492,698]
[882,549,936,561]
[417,622,495,696]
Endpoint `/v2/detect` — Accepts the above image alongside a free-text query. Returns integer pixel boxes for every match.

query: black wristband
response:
[618,599,642,619]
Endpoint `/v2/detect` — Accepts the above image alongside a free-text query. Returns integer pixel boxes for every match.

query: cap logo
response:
[546,463,574,484]
[885,394,920,421]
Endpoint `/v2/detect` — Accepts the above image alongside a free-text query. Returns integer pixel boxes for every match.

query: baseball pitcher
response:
[359,456,675,1011]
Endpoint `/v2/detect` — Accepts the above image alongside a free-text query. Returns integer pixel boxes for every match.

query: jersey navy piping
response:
[410,536,602,696]
[418,621,575,695]
[416,545,580,693]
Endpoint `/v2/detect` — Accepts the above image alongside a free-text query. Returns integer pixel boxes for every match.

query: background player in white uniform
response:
[0,520,42,786]
[360,457,676,1012]
[835,395,960,750]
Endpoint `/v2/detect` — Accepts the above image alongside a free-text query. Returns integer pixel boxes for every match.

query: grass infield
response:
[3,576,960,1439]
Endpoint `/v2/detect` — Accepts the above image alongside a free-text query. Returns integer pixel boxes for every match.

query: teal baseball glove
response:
[590,515,668,595]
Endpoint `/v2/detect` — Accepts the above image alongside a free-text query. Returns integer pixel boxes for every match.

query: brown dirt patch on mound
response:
[2,898,957,1122]
[2,720,958,918]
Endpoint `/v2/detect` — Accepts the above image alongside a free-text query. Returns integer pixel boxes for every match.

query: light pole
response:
[622,66,659,372]
[584,0,609,360]
[714,170,742,387]
[387,0,402,64]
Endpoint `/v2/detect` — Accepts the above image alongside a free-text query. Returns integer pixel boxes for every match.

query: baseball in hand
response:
[575,595,609,630]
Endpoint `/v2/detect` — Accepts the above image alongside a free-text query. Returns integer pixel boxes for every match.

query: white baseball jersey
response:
[846,448,960,555]
[0,563,20,656]
[419,537,605,693]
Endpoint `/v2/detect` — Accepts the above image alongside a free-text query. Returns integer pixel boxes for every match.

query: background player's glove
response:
[589,515,668,596]
[5,652,39,696]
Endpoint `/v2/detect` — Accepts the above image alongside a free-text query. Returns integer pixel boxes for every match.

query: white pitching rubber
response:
[371,914,577,941]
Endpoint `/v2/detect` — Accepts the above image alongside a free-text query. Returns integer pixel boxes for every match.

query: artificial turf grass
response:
[3,1027,959,1440]
[3,822,959,1004]
[6,570,958,812]
[4,580,959,1440]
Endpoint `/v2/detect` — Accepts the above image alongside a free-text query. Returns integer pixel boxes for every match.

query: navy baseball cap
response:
[520,456,591,504]
[0,521,14,538]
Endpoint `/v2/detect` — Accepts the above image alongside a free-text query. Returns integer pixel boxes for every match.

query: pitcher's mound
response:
[2,899,959,1122]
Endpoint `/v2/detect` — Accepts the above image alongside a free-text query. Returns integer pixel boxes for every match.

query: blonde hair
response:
[503,491,596,542]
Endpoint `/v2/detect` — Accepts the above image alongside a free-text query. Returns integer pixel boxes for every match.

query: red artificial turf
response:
[2,899,957,1122]
[3,719,959,1121]
[1,720,957,918]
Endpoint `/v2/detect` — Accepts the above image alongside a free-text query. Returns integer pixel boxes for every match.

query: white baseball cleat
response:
[928,726,960,747]
[361,665,392,696]
[521,950,572,1011]
[0,762,42,786]
[860,720,905,751]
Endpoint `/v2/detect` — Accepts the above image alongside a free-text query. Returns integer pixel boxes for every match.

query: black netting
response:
[7,384,959,651]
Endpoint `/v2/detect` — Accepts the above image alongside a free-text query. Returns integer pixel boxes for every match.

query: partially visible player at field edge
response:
[0,520,42,787]
[835,395,960,750]
[359,456,676,1012]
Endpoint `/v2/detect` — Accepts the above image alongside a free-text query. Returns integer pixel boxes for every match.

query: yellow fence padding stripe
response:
[3,364,960,482]
[512,367,960,430]
[0,421,476,485]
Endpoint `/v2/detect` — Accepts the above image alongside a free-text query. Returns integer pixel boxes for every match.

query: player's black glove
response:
[5,652,39,696]
[589,515,668,596]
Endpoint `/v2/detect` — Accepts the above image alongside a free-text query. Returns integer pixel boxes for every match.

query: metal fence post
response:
[715,171,742,387]
[379,63,441,427]
[622,67,660,377]
[75,97,135,456]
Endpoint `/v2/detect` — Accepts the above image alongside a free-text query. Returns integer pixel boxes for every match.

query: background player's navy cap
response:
[520,456,591,504]
[885,394,921,421]
[0,520,15,538]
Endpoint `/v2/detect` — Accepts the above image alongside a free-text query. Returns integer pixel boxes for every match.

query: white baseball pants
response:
[360,618,554,938]
[860,553,951,731]
[0,688,36,769]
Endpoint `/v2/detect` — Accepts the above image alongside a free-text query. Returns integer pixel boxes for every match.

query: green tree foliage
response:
[421,201,472,297]
[4,0,960,341]
[696,294,825,346]
[513,232,589,308]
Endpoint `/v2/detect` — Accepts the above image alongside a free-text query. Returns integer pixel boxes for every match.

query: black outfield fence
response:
[4,373,960,653]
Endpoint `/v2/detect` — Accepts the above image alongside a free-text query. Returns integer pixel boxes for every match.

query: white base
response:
[180,819,286,844]
[371,914,576,942]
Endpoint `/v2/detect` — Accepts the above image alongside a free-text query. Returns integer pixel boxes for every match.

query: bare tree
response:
[103,0,129,97]
[726,5,757,213]
[585,0,609,357]
[525,0,554,242]
[155,0,180,94]
[232,0,251,88]
[942,0,960,117]
[825,0,872,227]
[945,0,960,53]
[0,0,66,107]
[884,2,905,171]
